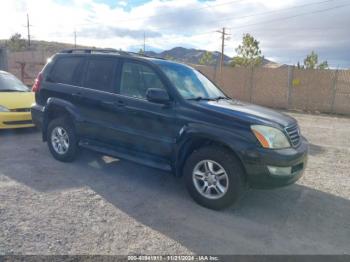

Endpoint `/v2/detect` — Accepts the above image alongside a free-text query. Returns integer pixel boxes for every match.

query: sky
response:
[0,0,350,67]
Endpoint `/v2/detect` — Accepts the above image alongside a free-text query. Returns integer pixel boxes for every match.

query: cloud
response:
[78,26,161,39]
[0,0,349,67]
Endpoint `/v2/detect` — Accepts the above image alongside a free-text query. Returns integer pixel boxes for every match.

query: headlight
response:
[0,105,10,112]
[251,125,291,149]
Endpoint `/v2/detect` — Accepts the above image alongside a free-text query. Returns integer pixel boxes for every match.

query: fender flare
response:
[174,123,250,176]
[42,98,82,141]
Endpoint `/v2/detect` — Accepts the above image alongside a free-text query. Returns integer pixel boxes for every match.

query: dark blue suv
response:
[31,49,308,210]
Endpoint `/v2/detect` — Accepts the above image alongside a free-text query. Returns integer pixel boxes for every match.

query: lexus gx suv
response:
[31,49,308,210]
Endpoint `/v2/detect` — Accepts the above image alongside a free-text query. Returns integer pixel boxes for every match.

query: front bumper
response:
[0,112,34,129]
[242,137,308,189]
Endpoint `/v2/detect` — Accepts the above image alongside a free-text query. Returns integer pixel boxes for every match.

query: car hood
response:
[0,92,34,110]
[194,99,296,127]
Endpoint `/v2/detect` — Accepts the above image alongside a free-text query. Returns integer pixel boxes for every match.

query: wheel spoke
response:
[203,185,211,195]
[204,162,210,172]
[215,183,225,194]
[194,171,205,181]
[207,161,215,173]
[214,168,225,176]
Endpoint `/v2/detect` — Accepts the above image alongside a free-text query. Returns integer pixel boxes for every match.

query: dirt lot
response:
[0,112,349,255]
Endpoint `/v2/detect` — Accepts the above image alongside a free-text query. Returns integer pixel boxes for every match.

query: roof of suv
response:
[56,48,187,68]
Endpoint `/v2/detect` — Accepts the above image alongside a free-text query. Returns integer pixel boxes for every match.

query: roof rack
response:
[59,48,167,60]
[60,48,131,56]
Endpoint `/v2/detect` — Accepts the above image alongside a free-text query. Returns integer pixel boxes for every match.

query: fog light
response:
[267,166,292,176]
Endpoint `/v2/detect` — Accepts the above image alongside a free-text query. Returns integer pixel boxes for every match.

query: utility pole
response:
[26,13,31,47]
[216,27,231,85]
[143,32,146,53]
[74,30,77,48]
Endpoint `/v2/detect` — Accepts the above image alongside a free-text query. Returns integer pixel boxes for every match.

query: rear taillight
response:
[32,72,43,92]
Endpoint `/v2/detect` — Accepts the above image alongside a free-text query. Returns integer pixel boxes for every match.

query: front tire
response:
[47,117,79,162]
[184,146,244,210]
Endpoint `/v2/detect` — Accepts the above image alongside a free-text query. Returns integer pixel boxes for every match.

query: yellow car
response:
[0,70,35,129]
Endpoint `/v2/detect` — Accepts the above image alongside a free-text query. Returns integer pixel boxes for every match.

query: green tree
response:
[7,33,26,51]
[199,51,214,65]
[138,48,144,55]
[303,51,328,69]
[164,54,175,61]
[318,60,329,70]
[232,33,263,67]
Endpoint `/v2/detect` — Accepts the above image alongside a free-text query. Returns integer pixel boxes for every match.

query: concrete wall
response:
[194,65,350,116]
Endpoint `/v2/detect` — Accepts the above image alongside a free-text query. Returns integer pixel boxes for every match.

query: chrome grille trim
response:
[285,124,301,147]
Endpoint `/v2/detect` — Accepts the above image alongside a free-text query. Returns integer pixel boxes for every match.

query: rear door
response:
[77,56,121,142]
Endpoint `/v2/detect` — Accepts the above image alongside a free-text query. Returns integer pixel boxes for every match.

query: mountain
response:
[145,47,231,66]
[0,38,283,68]
[145,46,283,68]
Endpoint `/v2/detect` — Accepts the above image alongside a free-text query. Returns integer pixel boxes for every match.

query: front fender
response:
[174,123,255,176]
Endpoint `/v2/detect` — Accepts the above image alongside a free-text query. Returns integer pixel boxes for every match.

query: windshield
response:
[0,72,29,92]
[154,61,226,100]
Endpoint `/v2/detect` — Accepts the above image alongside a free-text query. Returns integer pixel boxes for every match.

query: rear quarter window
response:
[48,56,83,85]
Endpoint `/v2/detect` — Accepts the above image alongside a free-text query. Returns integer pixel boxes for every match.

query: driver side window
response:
[120,62,165,99]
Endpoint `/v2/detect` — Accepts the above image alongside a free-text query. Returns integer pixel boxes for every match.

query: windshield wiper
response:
[214,96,229,101]
[187,97,216,101]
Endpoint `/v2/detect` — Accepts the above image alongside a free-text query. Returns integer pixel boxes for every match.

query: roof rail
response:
[59,48,167,60]
[60,48,131,56]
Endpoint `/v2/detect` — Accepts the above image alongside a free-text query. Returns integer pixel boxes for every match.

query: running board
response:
[79,139,172,171]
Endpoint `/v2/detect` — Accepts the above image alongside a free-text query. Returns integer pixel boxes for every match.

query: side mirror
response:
[146,88,171,104]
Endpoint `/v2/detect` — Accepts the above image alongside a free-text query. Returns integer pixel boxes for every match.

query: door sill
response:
[79,139,172,171]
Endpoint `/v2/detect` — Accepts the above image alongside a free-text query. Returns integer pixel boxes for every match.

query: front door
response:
[111,60,180,159]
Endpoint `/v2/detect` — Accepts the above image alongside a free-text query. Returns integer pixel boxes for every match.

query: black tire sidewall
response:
[47,117,78,162]
[184,146,244,210]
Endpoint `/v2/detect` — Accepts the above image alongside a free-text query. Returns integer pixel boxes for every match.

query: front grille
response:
[285,124,301,147]
[10,108,31,112]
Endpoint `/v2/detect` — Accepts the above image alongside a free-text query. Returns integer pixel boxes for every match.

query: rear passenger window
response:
[120,62,165,99]
[83,59,116,92]
[49,57,82,85]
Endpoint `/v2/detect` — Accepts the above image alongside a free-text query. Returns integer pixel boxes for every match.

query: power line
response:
[26,13,32,47]
[74,30,77,48]
[147,0,339,33]
[210,0,338,27]
[227,2,350,31]
[216,27,231,84]
[143,32,146,52]
[147,0,348,39]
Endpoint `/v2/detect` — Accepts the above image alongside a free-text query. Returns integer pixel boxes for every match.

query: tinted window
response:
[49,57,82,85]
[84,58,116,92]
[120,62,165,99]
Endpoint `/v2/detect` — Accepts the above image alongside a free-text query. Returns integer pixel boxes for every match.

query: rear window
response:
[49,57,82,85]
[83,58,116,92]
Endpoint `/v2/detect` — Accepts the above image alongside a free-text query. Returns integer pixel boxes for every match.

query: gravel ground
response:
[0,112,349,255]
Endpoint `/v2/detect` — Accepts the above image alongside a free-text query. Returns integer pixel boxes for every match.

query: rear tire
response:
[47,117,79,162]
[184,146,244,210]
